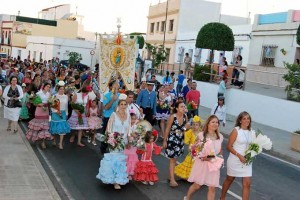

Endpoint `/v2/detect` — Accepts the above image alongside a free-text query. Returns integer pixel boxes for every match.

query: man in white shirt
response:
[126,90,144,119]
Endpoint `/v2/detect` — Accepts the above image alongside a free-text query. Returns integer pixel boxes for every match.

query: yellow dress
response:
[174,129,197,179]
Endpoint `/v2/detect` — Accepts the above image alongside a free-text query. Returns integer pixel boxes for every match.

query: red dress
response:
[134,143,161,182]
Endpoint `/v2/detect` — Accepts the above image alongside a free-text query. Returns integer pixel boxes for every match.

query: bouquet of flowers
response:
[244,129,272,165]
[70,102,85,125]
[100,132,125,152]
[29,92,46,111]
[159,99,169,109]
[190,137,210,158]
[48,96,61,118]
[187,100,198,110]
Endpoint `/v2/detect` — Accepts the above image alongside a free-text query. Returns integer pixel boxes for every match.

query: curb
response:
[17,123,62,200]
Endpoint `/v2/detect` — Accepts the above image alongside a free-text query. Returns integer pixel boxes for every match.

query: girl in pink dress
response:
[185,115,224,200]
[87,100,102,145]
[124,112,139,180]
[134,131,161,185]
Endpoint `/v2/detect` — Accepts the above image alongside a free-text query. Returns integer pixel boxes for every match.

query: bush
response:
[282,62,300,102]
[193,64,216,82]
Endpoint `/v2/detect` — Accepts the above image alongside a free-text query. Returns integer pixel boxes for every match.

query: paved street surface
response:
[13,106,300,200]
[0,109,61,200]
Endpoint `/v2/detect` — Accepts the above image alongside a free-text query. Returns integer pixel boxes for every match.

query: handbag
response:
[7,99,22,108]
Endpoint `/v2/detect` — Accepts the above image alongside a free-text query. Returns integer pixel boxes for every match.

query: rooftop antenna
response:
[18,11,20,16]
[76,6,78,15]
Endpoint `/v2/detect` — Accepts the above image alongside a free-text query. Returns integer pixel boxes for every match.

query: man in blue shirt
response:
[176,70,185,96]
[136,81,157,124]
[182,78,192,100]
[100,80,120,153]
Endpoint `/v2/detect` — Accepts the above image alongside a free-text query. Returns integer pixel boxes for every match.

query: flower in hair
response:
[119,93,127,100]
[129,109,136,114]
[152,130,158,137]
[192,115,203,123]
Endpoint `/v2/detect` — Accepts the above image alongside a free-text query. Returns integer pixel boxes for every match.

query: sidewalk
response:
[0,108,61,200]
[198,105,300,165]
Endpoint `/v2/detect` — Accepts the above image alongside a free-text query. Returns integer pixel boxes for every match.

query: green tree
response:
[196,22,234,81]
[68,52,81,67]
[196,22,234,63]
[145,43,168,68]
[297,24,300,46]
[129,33,145,49]
[282,62,300,102]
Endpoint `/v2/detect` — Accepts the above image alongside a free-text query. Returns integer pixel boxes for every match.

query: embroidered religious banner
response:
[99,34,136,93]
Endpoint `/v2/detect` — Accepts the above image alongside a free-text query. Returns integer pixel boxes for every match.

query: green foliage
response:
[193,64,216,82]
[68,52,81,67]
[145,43,168,67]
[294,130,300,134]
[282,62,300,102]
[196,22,234,51]
[297,24,300,46]
[129,33,145,49]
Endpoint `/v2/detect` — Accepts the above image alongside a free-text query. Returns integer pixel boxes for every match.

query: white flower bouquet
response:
[244,129,272,165]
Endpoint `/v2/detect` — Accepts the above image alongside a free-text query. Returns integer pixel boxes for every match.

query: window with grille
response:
[261,45,277,67]
[161,21,165,32]
[169,20,174,32]
[231,47,242,64]
[194,48,202,64]
[156,22,160,32]
[150,23,155,33]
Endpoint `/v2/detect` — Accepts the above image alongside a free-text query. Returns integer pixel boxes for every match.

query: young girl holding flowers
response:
[134,130,161,185]
[87,99,102,145]
[175,115,202,180]
[124,112,139,180]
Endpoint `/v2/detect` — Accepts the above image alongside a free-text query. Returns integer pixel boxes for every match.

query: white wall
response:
[156,75,299,132]
[177,0,220,36]
[248,32,298,67]
[175,24,251,66]
[21,36,97,66]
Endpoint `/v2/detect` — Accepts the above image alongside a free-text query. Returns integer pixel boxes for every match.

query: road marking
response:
[261,152,300,169]
[20,122,75,200]
[160,152,242,200]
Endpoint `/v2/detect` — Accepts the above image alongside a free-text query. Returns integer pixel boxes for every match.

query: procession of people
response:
[0,56,262,200]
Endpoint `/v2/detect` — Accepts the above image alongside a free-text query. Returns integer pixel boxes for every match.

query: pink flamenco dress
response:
[87,107,102,130]
[188,132,224,187]
[134,143,161,183]
[26,91,53,142]
[124,125,139,177]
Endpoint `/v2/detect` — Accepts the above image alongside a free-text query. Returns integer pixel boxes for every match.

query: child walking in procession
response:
[134,131,161,185]
[124,112,139,180]
[175,115,202,180]
[87,99,102,145]
[19,83,30,120]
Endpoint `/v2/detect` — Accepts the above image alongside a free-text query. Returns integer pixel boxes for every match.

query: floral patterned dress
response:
[165,114,187,158]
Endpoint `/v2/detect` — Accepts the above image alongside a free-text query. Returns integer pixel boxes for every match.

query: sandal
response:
[13,129,18,133]
[169,182,179,187]
[7,128,11,131]
[58,144,63,150]
[41,143,46,149]
[77,143,85,147]
[69,137,75,143]
[114,184,121,190]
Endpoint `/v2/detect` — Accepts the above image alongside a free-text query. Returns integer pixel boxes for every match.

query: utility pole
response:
[162,0,169,49]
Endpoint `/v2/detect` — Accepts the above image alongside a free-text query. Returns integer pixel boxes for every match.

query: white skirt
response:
[226,153,252,177]
[4,106,21,122]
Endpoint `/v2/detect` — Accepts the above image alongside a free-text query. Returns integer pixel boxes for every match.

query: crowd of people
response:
[0,56,255,200]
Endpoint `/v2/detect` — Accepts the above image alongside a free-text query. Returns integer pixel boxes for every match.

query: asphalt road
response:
[20,121,300,200]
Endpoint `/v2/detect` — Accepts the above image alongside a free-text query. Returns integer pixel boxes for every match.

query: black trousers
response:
[142,107,154,124]
[100,117,109,153]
